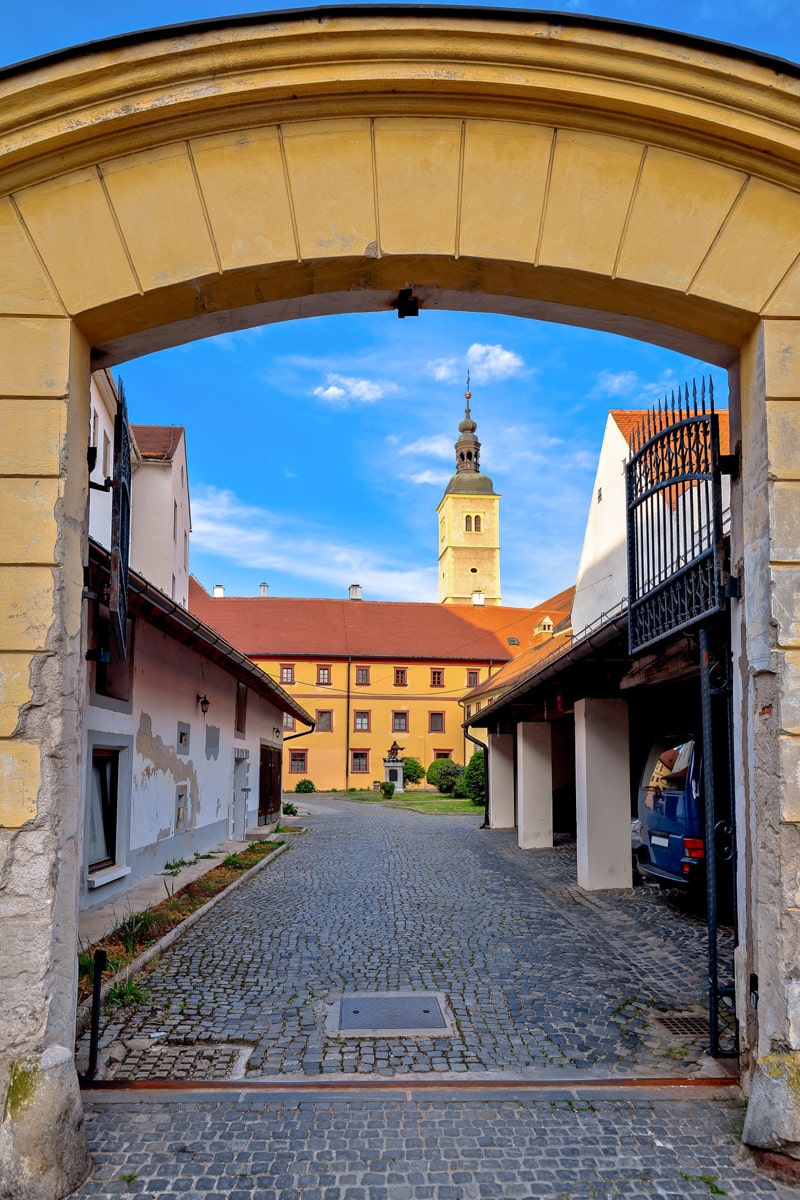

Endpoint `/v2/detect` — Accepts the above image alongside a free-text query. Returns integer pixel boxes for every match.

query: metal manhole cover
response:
[331,992,453,1037]
[653,1015,709,1038]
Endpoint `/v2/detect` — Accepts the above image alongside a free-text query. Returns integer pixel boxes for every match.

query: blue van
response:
[633,737,706,893]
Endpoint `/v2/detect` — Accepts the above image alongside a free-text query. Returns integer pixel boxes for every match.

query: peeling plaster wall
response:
[81,616,283,908]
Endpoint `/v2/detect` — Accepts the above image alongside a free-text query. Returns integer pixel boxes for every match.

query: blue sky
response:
[5,3,798,607]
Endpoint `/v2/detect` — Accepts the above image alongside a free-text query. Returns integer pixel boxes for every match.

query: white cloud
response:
[592,368,680,402]
[191,485,437,602]
[466,343,525,383]
[312,373,395,406]
[399,435,454,460]
[428,357,460,383]
[313,383,346,403]
[592,369,640,397]
[407,470,451,486]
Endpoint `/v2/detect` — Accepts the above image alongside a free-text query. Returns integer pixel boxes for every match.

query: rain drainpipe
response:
[464,726,490,829]
[345,657,352,789]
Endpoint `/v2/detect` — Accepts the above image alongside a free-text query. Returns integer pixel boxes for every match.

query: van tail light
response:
[683,837,705,859]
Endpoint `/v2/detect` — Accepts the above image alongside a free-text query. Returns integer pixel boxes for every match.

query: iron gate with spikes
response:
[626,378,725,655]
[625,379,738,1059]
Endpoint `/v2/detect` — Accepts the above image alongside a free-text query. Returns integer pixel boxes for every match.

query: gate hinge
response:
[725,573,742,600]
[719,441,741,482]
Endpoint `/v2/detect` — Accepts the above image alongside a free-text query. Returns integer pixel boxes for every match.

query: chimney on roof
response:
[472,590,485,606]
[349,583,362,601]
[259,582,269,598]
[213,583,225,598]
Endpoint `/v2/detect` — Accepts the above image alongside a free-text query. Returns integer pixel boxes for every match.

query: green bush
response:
[282,801,298,815]
[380,780,395,799]
[463,749,486,805]
[295,778,315,793]
[426,758,445,788]
[453,768,469,798]
[435,759,462,795]
[401,756,425,786]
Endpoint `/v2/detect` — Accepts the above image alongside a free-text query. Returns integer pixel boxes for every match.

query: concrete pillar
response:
[737,320,800,1155]
[487,732,515,828]
[516,721,553,849]
[0,317,91,1196]
[574,698,632,890]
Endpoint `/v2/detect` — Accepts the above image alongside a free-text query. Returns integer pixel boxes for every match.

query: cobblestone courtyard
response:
[81,797,732,1081]
[72,798,795,1198]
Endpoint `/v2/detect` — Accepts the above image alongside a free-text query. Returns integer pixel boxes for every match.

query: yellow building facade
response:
[437,390,501,606]
[189,578,558,792]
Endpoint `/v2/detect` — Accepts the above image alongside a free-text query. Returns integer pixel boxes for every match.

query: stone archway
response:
[2,9,800,1193]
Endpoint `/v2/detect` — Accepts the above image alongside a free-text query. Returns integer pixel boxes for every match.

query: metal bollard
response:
[85,948,107,1080]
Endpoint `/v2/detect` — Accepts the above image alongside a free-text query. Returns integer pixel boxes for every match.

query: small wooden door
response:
[258,745,282,825]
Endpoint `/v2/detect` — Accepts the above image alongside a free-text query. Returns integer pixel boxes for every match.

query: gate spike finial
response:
[692,378,697,416]
[709,376,714,412]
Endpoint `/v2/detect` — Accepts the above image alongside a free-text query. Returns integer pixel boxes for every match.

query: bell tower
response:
[437,378,501,605]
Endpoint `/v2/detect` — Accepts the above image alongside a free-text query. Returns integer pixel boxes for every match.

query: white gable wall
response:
[571,416,629,636]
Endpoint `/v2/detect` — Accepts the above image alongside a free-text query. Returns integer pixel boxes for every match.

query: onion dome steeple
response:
[455,373,481,474]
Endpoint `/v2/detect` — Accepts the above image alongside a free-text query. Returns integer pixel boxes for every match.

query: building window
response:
[317,664,331,686]
[465,515,472,532]
[88,749,119,871]
[102,430,111,478]
[283,712,296,731]
[280,664,295,684]
[171,574,176,599]
[317,709,333,732]
[354,710,371,732]
[430,668,444,688]
[475,701,482,713]
[235,682,247,735]
[184,531,188,571]
[290,750,307,773]
[91,409,98,449]
[394,667,407,687]
[434,749,452,760]
[429,711,445,733]
[474,515,482,532]
[351,750,369,773]
[173,499,178,542]
[467,669,479,688]
[465,704,472,719]
[392,711,408,733]
[597,487,603,503]
[355,666,370,686]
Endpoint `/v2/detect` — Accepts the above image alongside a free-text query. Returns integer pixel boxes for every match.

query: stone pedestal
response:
[383,759,404,792]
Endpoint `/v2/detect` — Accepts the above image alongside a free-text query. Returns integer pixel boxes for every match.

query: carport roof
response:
[466,604,629,729]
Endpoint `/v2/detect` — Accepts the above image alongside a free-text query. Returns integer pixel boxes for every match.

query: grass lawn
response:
[388,796,484,815]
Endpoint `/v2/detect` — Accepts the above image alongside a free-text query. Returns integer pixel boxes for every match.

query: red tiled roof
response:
[131,425,184,460]
[464,622,573,704]
[188,578,575,664]
[610,409,730,453]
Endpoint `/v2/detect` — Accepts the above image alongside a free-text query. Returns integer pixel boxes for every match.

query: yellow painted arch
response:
[1,8,800,366]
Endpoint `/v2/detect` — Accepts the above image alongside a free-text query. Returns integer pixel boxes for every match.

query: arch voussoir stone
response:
[1,11,800,1191]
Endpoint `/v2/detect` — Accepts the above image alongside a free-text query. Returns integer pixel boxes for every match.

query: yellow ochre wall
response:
[438,489,501,605]
[254,656,490,791]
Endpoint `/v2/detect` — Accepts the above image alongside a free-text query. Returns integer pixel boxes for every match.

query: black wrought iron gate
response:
[626,380,738,1058]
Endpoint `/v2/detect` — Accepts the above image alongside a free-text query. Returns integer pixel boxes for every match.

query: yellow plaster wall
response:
[438,490,501,605]
[255,657,488,791]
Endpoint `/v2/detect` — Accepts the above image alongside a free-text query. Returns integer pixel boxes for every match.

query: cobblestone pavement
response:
[78,798,735,1082]
[73,1089,798,1199]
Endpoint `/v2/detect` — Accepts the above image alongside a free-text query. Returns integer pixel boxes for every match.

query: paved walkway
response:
[78,797,732,1081]
[71,796,795,1198]
[74,1086,796,1199]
